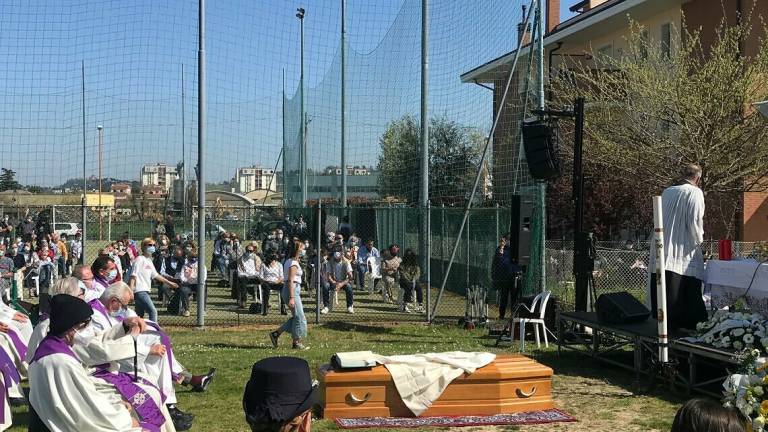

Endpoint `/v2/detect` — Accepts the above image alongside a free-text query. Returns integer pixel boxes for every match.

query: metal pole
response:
[536,0,547,294]
[573,97,587,312]
[81,61,88,262]
[182,63,187,221]
[297,8,307,207]
[97,125,103,241]
[466,211,470,290]
[419,0,430,309]
[282,69,287,209]
[197,0,207,327]
[340,0,347,207]
[108,207,112,242]
[653,196,669,363]
[431,1,536,321]
[425,201,431,322]
[315,201,321,324]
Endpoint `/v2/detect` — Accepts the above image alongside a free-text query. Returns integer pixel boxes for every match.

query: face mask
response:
[146,246,156,255]
[299,250,306,258]
[110,306,128,319]
[107,269,118,281]
[77,280,87,293]
[334,252,342,260]
[73,329,92,346]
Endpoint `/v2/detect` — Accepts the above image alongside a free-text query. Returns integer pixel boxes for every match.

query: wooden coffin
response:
[320,354,554,419]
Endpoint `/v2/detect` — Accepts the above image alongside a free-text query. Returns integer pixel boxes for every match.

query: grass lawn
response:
[8,322,683,431]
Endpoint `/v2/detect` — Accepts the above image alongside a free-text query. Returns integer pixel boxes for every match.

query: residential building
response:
[235,166,276,194]
[140,163,178,193]
[110,183,132,207]
[461,0,768,240]
[323,166,372,176]
[283,171,380,206]
[140,185,167,201]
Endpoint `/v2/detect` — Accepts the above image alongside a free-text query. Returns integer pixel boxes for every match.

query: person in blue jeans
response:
[129,238,179,322]
[356,238,379,291]
[270,239,308,350]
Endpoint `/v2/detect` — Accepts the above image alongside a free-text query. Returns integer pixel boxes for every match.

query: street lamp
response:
[97,124,103,240]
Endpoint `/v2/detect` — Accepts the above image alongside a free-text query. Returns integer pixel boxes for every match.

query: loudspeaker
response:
[508,195,532,267]
[522,120,561,180]
[595,292,650,324]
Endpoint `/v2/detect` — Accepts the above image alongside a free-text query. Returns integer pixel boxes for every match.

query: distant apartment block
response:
[236,166,276,194]
[323,166,372,176]
[140,163,178,193]
[110,183,132,207]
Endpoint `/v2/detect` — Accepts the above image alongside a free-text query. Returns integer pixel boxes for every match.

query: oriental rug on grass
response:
[334,408,577,429]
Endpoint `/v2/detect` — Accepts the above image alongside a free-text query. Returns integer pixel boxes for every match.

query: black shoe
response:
[167,405,194,422]
[270,331,280,348]
[172,416,192,431]
[280,307,287,315]
[261,308,268,316]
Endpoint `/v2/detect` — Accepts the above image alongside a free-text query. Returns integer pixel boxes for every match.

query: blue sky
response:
[0,0,575,187]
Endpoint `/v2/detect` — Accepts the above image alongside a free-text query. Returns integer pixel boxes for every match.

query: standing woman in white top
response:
[270,239,308,350]
[129,238,178,322]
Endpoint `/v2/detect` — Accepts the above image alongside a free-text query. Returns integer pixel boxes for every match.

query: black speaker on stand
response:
[509,195,533,267]
[522,119,561,181]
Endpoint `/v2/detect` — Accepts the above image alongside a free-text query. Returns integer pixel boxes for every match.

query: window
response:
[661,23,671,59]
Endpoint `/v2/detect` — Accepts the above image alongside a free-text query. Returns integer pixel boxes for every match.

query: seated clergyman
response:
[28,294,170,431]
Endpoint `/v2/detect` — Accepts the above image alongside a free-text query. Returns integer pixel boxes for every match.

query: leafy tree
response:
[377,115,483,205]
[551,18,768,235]
[0,168,21,192]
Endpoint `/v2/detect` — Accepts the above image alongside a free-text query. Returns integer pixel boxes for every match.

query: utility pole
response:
[340,0,347,207]
[297,7,307,207]
[97,125,103,241]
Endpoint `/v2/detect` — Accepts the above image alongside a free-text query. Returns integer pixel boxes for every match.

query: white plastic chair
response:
[365,256,382,294]
[515,290,552,352]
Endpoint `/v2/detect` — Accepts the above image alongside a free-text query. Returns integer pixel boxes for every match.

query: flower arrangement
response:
[723,350,768,431]
[695,310,768,353]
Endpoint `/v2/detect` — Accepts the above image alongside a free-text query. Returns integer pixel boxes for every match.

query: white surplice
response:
[28,349,142,432]
[90,302,185,404]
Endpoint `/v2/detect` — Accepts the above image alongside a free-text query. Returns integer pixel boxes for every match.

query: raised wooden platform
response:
[320,354,554,419]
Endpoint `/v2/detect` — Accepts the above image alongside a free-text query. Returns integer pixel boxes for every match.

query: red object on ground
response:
[718,240,733,261]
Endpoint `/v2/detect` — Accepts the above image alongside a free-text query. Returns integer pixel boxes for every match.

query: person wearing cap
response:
[380,244,402,304]
[128,238,179,323]
[243,356,317,432]
[28,294,174,432]
[320,249,354,315]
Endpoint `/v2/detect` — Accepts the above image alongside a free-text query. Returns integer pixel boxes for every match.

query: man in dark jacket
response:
[491,234,521,320]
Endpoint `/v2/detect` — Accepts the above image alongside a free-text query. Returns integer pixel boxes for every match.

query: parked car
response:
[53,223,81,237]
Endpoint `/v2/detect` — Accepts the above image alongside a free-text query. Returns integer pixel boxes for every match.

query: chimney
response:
[546,0,560,33]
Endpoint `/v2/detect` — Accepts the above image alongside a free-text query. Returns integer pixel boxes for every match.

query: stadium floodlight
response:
[753,100,768,119]
[296,7,305,19]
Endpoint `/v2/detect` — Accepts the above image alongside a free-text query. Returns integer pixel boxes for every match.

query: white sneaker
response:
[347,306,354,314]
[321,307,329,314]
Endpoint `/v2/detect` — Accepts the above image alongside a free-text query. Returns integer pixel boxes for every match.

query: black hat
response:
[49,294,93,336]
[243,357,317,424]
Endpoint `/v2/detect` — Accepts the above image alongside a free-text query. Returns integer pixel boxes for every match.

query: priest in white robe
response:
[28,294,165,432]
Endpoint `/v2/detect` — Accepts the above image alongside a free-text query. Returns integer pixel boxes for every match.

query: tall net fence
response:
[0,0,549,325]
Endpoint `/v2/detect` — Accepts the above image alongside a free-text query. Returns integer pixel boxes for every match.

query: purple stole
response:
[91,370,166,432]
[88,299,116,325]
[0,344,20,423]
[32,336,166,432]
[4,329,27,362]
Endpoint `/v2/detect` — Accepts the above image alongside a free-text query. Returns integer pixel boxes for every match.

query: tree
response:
[0,168,21,192]
[551,18,768,235]
[377,115,483,205]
